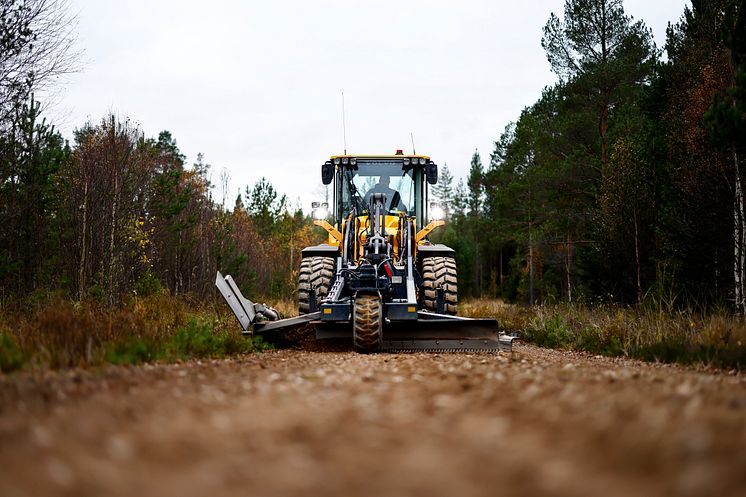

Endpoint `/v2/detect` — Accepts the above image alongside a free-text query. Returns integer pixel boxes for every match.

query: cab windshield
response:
[341,161,414,215]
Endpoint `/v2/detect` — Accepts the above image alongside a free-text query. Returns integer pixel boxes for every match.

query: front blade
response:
[382,335,514,353]
[316,314,516,352]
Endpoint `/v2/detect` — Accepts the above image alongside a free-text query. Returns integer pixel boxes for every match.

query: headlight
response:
[403,158,411,166]
[333,158,341,165]
[419,158,427,165]
[430,202,446,221]
[342,157,349,165]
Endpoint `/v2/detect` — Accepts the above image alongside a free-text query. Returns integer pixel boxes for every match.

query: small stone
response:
[676,381,695,396]
[107,435,134,461]
[210,413,231,431]
[433,394,453,408]
[46,458,74,487]
[31,426,52,448]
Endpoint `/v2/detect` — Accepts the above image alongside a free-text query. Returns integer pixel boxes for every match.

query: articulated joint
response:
[313,219,343,244]
[415,220,445,244]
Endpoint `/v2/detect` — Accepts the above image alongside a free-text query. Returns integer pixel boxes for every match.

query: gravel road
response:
[1,344,745,497]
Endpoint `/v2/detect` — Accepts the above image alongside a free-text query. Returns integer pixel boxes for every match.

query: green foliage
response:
[467,150,483,216]
[455,0,746,309]
[244,177,287,236]
[0,294,274,373]
[461,301,746,369]
[134,271,163,296]
[0,334,25,373]
[431,163,454,207]
[704,1,746,153]
[105,338,157,365]
[165,319,255,360]
[0,95,69,293]
[526,314,573,348]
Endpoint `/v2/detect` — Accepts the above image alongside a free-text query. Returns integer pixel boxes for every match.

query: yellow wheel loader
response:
[216,152,514,352]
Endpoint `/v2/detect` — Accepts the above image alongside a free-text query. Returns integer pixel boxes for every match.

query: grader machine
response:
[216,151,513,352]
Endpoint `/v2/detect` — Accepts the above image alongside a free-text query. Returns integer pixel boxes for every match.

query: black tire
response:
[422,256,458,315]
[298,256,335,314]
[353,293,383,352]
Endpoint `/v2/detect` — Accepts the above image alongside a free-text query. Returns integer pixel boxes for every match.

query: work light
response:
[429,202,446,221]
[312,202,329,220]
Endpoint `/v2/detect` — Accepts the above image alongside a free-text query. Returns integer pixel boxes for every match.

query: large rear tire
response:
[298,256,334,314]
[353,293,383,352]
[422,256,458,315]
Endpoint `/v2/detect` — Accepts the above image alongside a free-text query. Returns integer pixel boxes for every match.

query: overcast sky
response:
[57,0,690,211]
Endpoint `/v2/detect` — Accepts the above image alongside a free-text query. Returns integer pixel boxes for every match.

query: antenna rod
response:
[410,132,416,155]
[342,91,347,155]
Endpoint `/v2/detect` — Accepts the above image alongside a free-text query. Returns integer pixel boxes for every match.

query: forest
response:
[0,4,320,306]
[0,0,744,341]
[435,0,746,313]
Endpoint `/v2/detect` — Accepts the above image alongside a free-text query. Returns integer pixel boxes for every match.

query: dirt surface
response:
[1,344,745,497]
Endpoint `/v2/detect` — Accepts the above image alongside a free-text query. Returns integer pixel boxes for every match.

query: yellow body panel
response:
[315,215,446,263]
[313,220,343,245]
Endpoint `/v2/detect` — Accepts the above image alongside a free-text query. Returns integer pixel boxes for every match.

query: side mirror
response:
[321,162,334,185]
[426,163,438,185]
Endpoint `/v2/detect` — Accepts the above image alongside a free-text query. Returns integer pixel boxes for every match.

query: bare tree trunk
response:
[565,231,573,304]
[735,151,745,316]
[109,169,118,303]
[499,249,503,293]
[78,178,89,299]
[634,207,642,306]
[600,103,609,171]
[176,231,182,295]
[474,241,480,297]
[529,222,534,306]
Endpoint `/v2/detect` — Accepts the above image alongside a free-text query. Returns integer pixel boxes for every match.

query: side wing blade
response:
[215,271,255,331]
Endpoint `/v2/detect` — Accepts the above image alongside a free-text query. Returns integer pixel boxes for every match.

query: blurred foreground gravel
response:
[1,344,745,497]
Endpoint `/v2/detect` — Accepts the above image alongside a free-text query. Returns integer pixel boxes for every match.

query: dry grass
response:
[460,299,746,369]
[0,292,271,373]
[6,292,743,372]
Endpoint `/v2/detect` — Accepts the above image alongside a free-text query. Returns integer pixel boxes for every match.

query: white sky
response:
[56,0,690,212]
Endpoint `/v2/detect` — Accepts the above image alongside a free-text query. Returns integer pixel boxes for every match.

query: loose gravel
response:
[1,344,745,497]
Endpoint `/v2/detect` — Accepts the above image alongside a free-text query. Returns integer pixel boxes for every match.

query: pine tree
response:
[542,0,655,170]
[467,150,483,217]
[431,163,455,209]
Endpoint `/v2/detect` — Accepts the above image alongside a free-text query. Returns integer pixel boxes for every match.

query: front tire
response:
[422,256,458,315]
[353,293,383,352]
[298,256,334,314]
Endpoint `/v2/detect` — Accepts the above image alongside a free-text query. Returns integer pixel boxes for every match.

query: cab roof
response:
[330,154,431,161]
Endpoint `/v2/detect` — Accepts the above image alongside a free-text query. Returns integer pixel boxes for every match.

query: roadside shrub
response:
[461,299,746,369]
[0,293,273,373]
[165,318,264,360]
[525,314,573,348]
[0,334,25,373]
[134,271,164,297]
[105,338,158,365]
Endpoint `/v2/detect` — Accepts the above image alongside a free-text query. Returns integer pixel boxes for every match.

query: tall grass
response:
[460,299,746,369]
[0,292,270,373]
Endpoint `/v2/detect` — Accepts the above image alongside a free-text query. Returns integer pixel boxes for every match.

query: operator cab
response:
[320,152,439,225]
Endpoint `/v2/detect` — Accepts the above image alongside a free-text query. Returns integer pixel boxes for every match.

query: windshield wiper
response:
[346,171,365,213]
